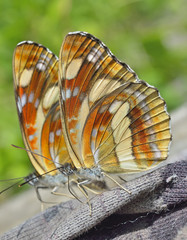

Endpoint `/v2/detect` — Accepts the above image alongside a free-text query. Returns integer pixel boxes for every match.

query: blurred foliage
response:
[0,0,187,198]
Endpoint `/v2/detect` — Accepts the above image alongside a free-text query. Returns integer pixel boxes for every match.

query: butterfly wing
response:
[59,32,139,168]
[41,103,73,174]
[81,81,171,172]
[13,42,71,175]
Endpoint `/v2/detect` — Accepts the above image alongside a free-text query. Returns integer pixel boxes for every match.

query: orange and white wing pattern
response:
[81,81,171,173]
[59,32,139,168]
[58,31,171,174]
[13,32,172,189]
[41,103,73,175]
[13,41,71,176]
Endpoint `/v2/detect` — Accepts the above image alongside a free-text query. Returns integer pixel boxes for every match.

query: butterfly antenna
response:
[11,144,52,162]
[0,177,25,182]
[0,178,23,194]
[12,145,75,188]
[12,144,69,171]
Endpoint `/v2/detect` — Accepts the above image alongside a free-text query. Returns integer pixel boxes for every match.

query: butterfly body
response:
[13,32,171,199]
[74,167,103,182]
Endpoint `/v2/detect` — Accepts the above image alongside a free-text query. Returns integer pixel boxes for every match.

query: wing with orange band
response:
[59,32,139,168]
[81,81,171,173]
[13,41,71,175]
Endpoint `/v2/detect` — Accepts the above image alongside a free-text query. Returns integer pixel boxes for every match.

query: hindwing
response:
[81,81,171,172]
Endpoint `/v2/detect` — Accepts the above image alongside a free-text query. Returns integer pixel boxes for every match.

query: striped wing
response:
[59,32,139,168]
[41,103,73,175]
[13,42,71,175]
[81,81,171,172]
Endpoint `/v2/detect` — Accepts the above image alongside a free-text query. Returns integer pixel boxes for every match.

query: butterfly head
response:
[58,163,75,176]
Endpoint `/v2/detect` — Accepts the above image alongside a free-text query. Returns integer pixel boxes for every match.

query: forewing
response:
[13,41,70,175]
[59,32,138,167]
[81,81,171,172]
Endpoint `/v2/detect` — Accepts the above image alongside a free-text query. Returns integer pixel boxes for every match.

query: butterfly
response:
[13,32,172,200]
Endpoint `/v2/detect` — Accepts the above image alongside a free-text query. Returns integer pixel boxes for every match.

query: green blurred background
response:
[0,0,187,199]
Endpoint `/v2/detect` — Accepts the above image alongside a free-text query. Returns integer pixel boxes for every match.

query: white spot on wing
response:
[34,98,39,108]
[73,87,79,97]
[36,62,46,71]
[66,89,71,99]
[92,128,97,137]
[21,93,27,107]
[49,132,54,143]
[17,97,22,113]
[61,89,65,101]
[36,54,51,72]
[28,91,34,103]
[29,134,35,141]
[87,47,102,63]
[56,129,61,136]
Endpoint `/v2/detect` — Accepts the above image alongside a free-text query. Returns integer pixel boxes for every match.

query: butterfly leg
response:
[35,186,53,212]
[69,179,92,215]
[51,186,75,199]
[103,173,131,194]
[80,184,103,195]
[35,186,48,203]
[68,179,89,200]
[35,186,59,205]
